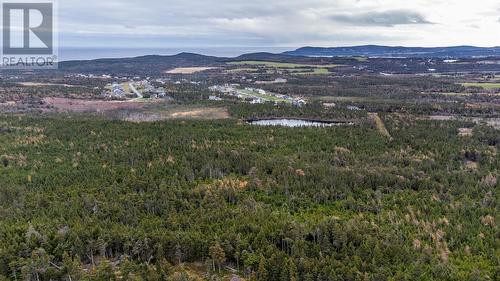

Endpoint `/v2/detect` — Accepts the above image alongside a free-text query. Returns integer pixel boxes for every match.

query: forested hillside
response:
[0,115,498,280]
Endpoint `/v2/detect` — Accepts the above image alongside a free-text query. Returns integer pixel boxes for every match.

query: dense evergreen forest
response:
[0,114,498,280]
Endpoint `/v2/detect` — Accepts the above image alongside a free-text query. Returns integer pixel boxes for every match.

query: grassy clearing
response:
[228,60,341,68]
[353,56,368,62]
[292,68,330,75]
[460,83,500,89]
[122,83,131,93]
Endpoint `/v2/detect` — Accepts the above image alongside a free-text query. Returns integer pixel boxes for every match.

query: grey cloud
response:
[54,0,498,48]
[330,10,433,27]
[59,0,329,27]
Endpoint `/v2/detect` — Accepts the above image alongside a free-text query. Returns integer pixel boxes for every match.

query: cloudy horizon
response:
[58,0,500,49]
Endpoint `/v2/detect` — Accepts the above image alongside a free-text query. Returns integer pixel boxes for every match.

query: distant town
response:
[104,80,168,100]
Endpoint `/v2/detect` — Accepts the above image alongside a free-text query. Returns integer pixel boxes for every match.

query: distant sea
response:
[58,47,293,61]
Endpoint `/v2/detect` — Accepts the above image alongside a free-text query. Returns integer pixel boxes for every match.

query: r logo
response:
[3,2,53,55]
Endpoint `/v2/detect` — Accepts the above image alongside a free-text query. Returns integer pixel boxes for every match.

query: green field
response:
[291,68,330,75]
[353,56,368,62]
[461,82,500,89]
[228,60,341,68]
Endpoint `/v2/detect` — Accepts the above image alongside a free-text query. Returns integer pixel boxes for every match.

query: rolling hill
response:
[283,45,500,58]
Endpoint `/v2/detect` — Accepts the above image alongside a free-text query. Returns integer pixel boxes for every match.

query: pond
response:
[249,119,354,127]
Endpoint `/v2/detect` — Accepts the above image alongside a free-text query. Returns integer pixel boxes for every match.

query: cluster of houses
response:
[208,85,267,104]
[70,73,114,79]
[347,105,362,111]
[292,99,307,107]
[110,83,127,98]
[104,79,170,100]
[209,84,307,107]
[135,80,168,98]
[208,84,238,94]
[155,78,202,86]
[208,96,223,101]
[254,78,288,84]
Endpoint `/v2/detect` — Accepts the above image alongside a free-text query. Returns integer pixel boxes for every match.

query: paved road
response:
[129,83,143,99]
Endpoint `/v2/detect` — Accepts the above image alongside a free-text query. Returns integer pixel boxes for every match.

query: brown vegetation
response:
[44,98,147,113]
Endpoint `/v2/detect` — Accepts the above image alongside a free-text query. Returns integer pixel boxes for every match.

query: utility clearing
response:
[369,113,392,140]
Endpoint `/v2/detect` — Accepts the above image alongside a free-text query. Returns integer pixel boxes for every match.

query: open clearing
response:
[123,106,230,122]
[168,107,229,119]
[44,98,148,113]
[43,98,229,121]
[228,61,341,68]
[460,83,500,89]
[18,82,78,87]
[166,67,218,74]
[353,56,368,62]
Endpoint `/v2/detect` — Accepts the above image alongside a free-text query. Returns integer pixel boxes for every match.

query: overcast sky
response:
[58,0,500,48]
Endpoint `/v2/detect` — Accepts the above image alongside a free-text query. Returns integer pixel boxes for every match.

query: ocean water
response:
[58,47,293,61]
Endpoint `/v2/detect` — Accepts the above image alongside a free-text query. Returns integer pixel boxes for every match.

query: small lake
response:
[249,119,354,127]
